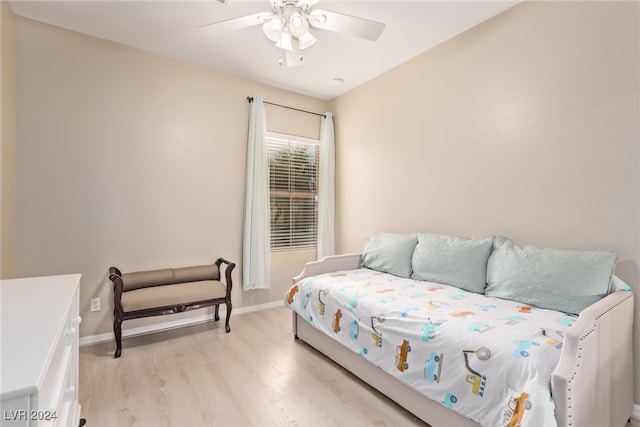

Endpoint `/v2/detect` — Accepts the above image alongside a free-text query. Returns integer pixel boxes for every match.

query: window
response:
[266,132,319,251]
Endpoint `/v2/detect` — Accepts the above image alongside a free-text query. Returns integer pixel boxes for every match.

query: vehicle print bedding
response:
[284,268,575,427]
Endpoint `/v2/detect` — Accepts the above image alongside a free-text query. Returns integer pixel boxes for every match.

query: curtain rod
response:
[247,96,326,118]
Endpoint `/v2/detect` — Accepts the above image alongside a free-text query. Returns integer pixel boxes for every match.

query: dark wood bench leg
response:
[214,304,220,321]
[224,301,232,333]
[114,316,123,358]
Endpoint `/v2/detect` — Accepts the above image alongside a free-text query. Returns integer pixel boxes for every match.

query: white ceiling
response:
[8,0,519,100]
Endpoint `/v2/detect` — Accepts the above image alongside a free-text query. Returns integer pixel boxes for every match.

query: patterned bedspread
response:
[285,268,576,427]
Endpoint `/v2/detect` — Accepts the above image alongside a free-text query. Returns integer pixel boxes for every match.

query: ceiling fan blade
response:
[308,9,385,41]
[199,12,272,35]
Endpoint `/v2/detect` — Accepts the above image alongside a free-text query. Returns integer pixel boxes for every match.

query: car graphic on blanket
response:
[332,308,342,333]
[423,322,436,343]
[441,393,458,409]
[425,352,443,383]
[350,317,359,339]
[359,346,368,358]
[503,391,531,427]
[349,294,358,311]
[513,340,540,358]
[287,285,298,304]
[399,307,418,318]
[302,291,311,309]
[395,339,412,372]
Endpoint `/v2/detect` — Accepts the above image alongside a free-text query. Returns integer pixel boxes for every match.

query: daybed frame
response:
[291,253,635,427]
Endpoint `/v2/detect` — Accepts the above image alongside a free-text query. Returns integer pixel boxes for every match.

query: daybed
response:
[285,233,634,427]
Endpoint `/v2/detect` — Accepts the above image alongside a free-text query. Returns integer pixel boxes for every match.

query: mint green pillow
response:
[410,233,494,293]
[362,233,418,278]
[485,237,618,315]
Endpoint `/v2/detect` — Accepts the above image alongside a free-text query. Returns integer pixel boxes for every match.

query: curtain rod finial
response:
[247,96,254,103]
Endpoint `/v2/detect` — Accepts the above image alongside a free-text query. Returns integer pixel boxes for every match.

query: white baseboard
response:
[632,404,640,423]
[79,300,283,347]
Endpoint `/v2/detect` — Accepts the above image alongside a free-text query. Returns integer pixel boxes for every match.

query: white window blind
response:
[266,132,319,251]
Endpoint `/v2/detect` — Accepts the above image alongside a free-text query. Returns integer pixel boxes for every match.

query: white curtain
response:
[317,112,335,260]
[243,96,270,290]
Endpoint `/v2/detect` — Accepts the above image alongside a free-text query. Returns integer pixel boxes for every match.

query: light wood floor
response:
[79,306,427,427]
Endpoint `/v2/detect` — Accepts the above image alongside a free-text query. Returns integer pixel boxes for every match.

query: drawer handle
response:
[66,317,82,337]
[65,386,76,399]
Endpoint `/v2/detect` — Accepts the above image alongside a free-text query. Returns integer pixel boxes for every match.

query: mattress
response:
[285,268,576,427]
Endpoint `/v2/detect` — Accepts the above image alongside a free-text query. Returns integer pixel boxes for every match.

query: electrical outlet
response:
[91,297,101,312]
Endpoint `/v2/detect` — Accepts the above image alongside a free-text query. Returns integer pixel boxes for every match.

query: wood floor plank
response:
[79,306,427,426]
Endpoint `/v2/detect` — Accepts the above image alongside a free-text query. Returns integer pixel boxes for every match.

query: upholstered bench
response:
[108,258,235,358]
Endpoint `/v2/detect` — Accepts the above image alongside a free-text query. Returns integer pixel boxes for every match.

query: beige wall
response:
[13,16,328,338]
[10,0,640,404]
[1,0,16,279]
[331,0,640,401]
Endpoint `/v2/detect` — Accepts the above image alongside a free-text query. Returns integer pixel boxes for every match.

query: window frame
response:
[266,131,320,252]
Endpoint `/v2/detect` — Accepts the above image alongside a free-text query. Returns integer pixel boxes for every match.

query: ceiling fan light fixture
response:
[262,18,283,42]
[276,31,294,51]
[289,13,309,38]
[270,16,284,31]
[298,31,316,50]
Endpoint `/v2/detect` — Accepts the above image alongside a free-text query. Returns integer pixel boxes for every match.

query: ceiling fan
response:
[200,0,385,67]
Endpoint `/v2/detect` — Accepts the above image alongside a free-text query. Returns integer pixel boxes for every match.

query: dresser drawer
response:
[1,275,82,427]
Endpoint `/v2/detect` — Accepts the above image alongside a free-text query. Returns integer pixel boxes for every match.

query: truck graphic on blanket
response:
[468,322,494,334]
[503,391,531,427]
[541,329,563,349]
[422,318,447,343]
[370,315,385,348]
[395,339,412,372]
[426,300,448,310]
[317,289,328,315]
[462,346,491,397]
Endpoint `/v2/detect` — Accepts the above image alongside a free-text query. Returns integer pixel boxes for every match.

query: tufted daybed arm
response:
[551,290,634,427]
[292,253,362,284]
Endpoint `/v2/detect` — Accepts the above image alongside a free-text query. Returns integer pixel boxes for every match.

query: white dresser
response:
[1,274,82,427]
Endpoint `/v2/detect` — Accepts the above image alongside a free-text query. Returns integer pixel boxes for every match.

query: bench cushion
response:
[173,264,219,283]
[121,268,173,291]
[121,280,227,312]
[121,264,220,291]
